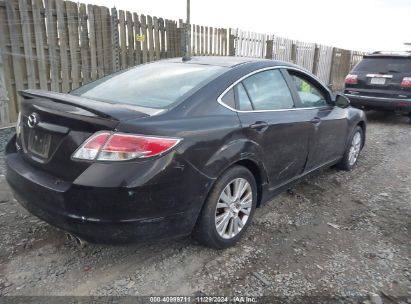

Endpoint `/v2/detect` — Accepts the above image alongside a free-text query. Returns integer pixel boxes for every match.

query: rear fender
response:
[202,138,269,186]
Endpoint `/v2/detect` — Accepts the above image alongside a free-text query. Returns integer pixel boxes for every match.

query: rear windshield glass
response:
[71,62,228,108]
[353,57,411,74]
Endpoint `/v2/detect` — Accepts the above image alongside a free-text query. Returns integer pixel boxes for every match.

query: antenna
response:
[182,0,191,61]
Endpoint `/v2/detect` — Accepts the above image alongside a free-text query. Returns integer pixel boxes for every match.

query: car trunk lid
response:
[17,90,160,181]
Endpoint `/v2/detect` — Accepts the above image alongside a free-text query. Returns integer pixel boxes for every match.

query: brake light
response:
[73,132,110,160]
[345,74,358,85]
[73,132,182,161]
[98,134,181,161]
[400,77,411,87]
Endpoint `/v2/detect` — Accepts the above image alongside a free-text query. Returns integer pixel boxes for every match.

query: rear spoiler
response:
[19,89,164,120]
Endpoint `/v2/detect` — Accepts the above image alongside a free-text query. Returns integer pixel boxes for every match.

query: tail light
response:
[73,132,182,161]
[400,77,411,87]
[345,74,358,85]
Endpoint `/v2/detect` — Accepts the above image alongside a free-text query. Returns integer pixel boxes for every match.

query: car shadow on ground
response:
[364,110,410,125]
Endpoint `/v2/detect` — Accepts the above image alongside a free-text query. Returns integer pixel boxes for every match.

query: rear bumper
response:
[345,94,411,112]
[5,138,210,243]
[9,182,192,244]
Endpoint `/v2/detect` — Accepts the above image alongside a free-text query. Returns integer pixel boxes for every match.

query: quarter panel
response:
[116,114,247,179]
[203,137,269,184]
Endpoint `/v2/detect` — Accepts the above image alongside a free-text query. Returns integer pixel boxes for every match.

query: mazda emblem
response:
[27,113,39,128]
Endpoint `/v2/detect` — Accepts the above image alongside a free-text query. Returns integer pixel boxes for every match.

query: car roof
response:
[164,56,295,68]
[365,51,411,59]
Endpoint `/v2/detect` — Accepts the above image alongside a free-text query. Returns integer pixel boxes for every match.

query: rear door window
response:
[242,69,295,110]
[236,83,253,111]
[219,83,254,111]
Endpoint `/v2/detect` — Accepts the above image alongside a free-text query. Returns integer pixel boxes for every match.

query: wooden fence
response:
[0,0,367,125]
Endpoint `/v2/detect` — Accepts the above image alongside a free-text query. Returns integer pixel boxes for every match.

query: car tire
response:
[193,166,257,249]
[336,126,364,171]
[408,112,411,124]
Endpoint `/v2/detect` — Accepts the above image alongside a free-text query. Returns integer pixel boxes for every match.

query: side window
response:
[220,88,235,109]
[242,70,294,110]
[235,83,253,111]
[290,74,328,108]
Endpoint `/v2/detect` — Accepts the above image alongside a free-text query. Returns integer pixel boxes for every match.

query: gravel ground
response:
[0,111,409,303]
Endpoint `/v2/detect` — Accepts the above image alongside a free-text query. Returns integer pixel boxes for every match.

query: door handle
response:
[250,121,269,132]
[310,117,321,124]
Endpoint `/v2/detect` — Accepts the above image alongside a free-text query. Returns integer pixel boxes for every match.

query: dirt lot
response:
[0,111,409,302]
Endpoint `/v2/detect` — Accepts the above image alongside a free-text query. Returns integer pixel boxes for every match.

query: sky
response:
[81,0,411,52]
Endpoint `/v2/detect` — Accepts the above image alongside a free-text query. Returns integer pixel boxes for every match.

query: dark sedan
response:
[5,56,366,248]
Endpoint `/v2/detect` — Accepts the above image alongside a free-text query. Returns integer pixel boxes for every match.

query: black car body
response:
[5,57,366,247]
[344,52,411,114]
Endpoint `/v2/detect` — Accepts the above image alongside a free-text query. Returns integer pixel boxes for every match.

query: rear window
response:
[353,57,411,74]
[71,62,228,108]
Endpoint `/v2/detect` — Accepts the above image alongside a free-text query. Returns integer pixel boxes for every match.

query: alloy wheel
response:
[348,131,362,166]
[214,178,253,239]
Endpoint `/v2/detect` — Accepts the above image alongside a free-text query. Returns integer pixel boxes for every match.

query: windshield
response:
[353,57,411,74]
[71,62,228,109]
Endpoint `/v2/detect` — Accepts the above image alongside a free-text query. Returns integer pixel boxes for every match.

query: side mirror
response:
[335,94,350,108]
